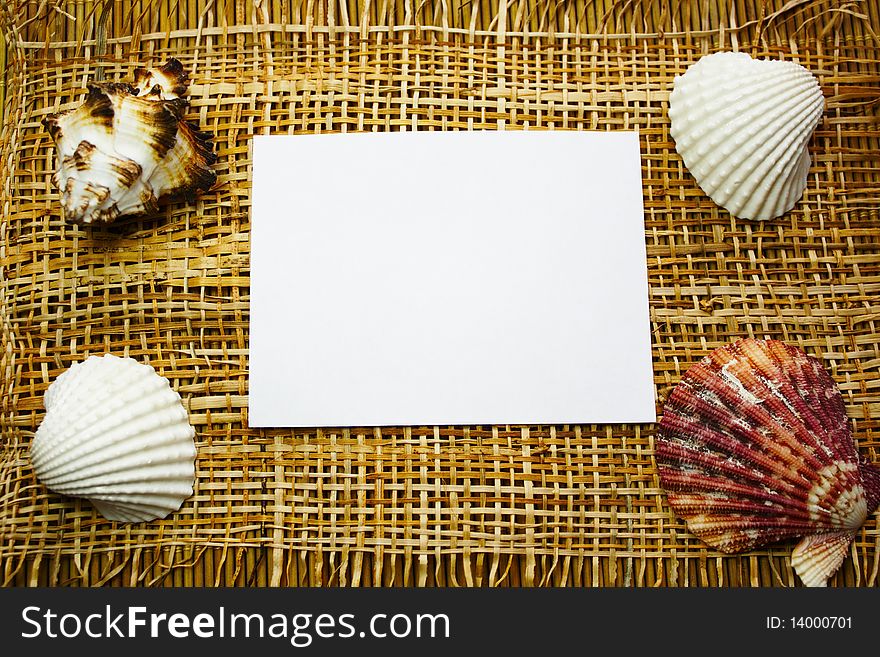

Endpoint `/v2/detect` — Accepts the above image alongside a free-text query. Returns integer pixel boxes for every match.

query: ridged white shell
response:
[30,354,196,523]
[668,51,825,221]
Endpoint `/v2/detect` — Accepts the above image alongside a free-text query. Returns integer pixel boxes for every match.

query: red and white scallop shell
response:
[656,338,880,586]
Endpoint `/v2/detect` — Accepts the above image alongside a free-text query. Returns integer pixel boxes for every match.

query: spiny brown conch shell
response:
[42,59,216,225]
[656,338,880,587]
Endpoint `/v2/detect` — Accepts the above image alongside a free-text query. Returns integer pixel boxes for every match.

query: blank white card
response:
[249,131,655,427]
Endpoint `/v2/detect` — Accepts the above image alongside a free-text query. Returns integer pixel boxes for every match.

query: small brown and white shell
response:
[42,58,216,225]
[655,338,880,586]
[132,58,190,99]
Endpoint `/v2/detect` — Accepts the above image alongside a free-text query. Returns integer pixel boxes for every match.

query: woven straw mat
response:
[1,1,879,587]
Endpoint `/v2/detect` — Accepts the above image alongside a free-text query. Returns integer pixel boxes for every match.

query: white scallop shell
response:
[30,354,196,523]
[668,51,825,221]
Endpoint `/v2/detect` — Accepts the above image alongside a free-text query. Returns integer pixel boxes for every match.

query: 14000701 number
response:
[766,617,852,630]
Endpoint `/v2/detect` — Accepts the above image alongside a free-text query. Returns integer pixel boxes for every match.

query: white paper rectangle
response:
[249,131,654,426]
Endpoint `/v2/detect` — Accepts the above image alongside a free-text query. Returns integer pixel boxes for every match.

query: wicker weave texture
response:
[1,0,879,586]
